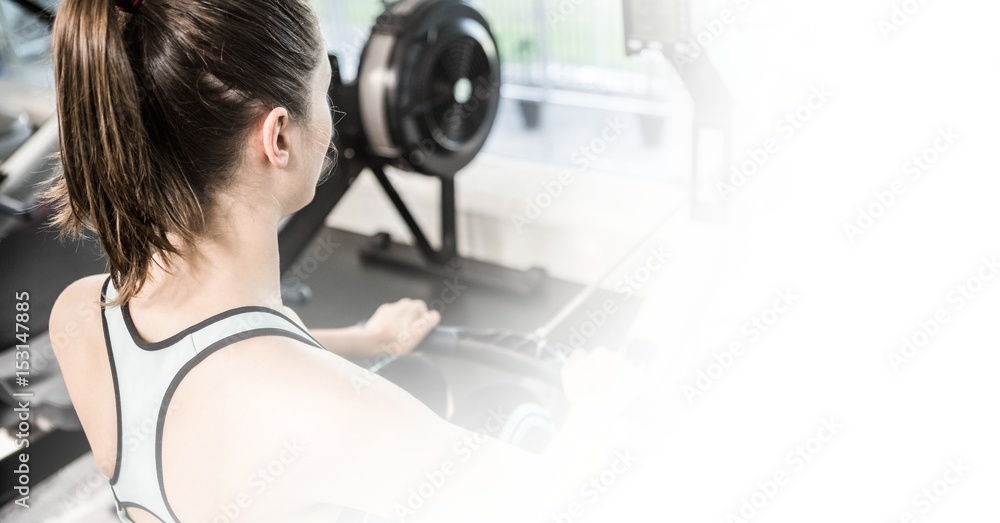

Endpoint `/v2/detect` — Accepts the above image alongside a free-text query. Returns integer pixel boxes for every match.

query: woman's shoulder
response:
[52,273,108,309]
[48,273,111,399]
[49,274,109,351]
[48,275,117,477]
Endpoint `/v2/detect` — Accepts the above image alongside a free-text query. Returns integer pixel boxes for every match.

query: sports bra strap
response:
[102,277,326,522]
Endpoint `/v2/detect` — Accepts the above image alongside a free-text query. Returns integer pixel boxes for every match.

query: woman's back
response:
[52,275,398,522]
[52,277,298,522]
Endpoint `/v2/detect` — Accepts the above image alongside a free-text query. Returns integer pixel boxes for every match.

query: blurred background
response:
[1,0,999,521]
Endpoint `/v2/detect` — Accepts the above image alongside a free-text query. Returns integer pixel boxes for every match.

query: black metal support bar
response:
[362,166,547,295]
[439,176,458,261]
[370,164,443,263]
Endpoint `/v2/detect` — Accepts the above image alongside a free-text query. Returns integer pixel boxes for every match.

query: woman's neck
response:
[133,199,286,314]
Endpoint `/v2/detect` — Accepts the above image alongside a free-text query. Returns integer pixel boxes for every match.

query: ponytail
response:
[46,0,210,306]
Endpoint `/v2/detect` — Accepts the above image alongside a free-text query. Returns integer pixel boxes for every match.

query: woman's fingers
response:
[363,298,442,357]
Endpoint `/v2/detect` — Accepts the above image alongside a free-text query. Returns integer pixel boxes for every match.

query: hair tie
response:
[115,0,144,13]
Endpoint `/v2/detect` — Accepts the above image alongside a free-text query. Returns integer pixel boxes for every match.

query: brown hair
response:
[44,0,323,305]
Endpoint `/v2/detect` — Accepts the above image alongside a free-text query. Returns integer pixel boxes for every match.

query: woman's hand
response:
[306,299,441,359]
[360,299,441,358]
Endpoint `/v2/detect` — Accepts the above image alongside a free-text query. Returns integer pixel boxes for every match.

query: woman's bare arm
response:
[283,344,633,522]
[285,299,440,359]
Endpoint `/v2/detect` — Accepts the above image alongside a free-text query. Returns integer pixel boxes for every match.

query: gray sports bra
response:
[100,277,391,522]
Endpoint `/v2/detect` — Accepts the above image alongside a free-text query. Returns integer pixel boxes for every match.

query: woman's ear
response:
[261,107,291,169]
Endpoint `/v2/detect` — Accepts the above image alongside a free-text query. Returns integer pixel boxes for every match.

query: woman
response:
[46,1,633,522]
